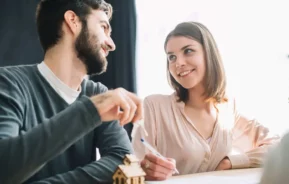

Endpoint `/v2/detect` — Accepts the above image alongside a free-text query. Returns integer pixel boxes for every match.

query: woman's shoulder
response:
[144,93,176,107]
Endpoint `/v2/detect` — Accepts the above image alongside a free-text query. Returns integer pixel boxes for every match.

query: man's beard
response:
[75,21,108,76]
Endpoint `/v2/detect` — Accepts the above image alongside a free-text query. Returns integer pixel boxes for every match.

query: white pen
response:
[140,138,179,174]
[136,119,148,136]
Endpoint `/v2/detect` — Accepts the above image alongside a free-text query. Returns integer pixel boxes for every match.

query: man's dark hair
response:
[36,0,112,52]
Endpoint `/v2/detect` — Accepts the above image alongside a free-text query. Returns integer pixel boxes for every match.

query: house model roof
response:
[118,165,146,178]
[124,154,140,163]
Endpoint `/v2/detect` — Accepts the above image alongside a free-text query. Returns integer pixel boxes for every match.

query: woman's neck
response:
[185,84,211,110]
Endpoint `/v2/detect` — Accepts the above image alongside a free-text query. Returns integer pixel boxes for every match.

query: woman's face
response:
[166,36,206,89]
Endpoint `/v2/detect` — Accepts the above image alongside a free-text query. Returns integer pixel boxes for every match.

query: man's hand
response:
[91,88,143,125]
[140,153,176,181]
[215,157,232,171]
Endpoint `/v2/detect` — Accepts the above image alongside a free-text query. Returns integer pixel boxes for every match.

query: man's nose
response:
[105,36,116,51]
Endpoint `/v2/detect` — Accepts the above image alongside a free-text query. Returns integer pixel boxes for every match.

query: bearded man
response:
[0,1,143,184]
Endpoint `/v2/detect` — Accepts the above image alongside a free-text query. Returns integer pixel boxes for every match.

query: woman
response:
[132,21,279,181]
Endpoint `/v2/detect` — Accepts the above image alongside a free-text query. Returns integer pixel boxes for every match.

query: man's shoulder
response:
[0,64,37,77]
[0,64,38,84]
[144,94,174,107]
[0,65,38,107]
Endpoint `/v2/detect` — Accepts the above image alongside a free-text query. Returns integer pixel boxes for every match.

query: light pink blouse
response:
[132,94,279,175]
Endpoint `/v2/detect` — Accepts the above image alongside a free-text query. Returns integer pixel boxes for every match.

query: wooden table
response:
[146,168,262,184]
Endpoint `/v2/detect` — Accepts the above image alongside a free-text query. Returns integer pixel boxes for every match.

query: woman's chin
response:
[180,83,197,90]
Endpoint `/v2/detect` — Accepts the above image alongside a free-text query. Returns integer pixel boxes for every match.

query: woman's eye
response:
[168,55,176,62]
[184,49,193,54]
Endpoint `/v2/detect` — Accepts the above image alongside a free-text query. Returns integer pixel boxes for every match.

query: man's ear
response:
[63,10,81,36]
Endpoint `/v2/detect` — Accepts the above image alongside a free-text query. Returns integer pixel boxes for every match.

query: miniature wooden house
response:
[123,154,139,166]
[113,154,146,184]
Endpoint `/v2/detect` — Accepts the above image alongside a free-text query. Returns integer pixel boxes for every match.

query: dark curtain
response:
[90,0,137,140]
[0,1,137,140]
[0,0,43,66]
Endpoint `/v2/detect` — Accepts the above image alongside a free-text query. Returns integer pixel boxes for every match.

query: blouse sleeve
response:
[227,100,280,169]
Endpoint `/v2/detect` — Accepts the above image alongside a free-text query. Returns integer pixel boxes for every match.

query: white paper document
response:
[146,171,261,184]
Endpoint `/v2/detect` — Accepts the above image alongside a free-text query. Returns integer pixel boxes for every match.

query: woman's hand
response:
[215,157,232,170]
[140,153,176,181]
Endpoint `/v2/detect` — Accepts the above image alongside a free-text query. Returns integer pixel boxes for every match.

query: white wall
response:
[136,0,289,134]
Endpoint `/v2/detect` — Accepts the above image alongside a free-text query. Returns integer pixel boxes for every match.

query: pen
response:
[140,138,179,174]
[136,119,148,136]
